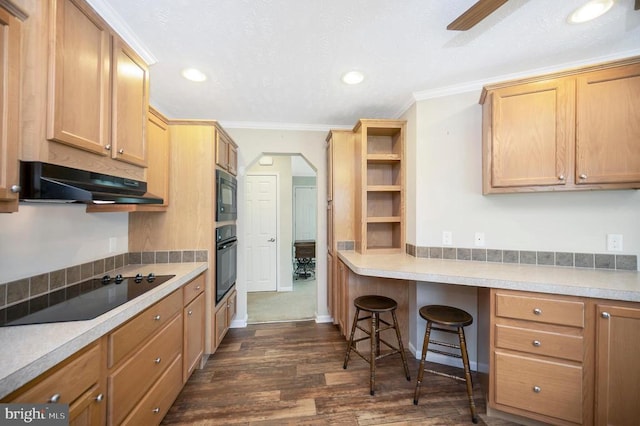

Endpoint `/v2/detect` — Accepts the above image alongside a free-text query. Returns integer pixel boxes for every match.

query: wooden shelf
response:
[367,216,401,223]
[367,185,402,192]
[367,154,401,162]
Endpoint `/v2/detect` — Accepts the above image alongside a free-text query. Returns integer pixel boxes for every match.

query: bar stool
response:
[413,305,478,424]
[343,295,411,395]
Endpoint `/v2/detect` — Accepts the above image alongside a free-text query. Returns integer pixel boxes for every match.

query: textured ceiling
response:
[97,0,640,129]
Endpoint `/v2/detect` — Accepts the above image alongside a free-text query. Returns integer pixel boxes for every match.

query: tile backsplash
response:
[406,244,637,271]
[0,250,208,311]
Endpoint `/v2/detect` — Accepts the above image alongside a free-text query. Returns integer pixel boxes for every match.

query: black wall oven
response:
[216,224,237,305]
[216,169,237,221]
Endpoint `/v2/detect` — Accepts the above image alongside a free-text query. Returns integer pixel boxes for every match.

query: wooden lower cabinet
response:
[1,341,106,425]
[214,288,237,350]
[595,301,640,425]
[183,292,205,382]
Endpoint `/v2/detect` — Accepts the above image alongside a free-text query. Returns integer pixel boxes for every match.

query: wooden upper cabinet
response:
[111,38,149,167]
[575,63,640,185]
[215,126,238,175]
[486,78,573,189]
[145,107,170,207]
[481,57,640,194]
[48,0,111,156]
[0,4,24,213]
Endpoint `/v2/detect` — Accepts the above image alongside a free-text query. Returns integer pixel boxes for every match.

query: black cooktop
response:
[0,274,175,327]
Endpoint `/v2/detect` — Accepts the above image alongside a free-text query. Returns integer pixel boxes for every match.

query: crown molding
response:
[85,0,157,65]
[220,121,351,132]
[413,49,640,102]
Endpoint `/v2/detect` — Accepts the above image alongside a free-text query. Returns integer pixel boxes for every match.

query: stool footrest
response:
[428,347,462,359]
[423,368,465,382]
[428,338,462,351]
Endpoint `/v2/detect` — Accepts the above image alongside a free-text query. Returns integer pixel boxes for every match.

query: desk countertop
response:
[0,262,208,399]
[338,251,640,302]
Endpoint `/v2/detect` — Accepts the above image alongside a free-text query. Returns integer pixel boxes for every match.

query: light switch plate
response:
[442,231,453,246]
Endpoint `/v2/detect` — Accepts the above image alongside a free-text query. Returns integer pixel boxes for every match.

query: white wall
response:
[0,205,128,283]
[403,89,640,366]
[224,127,330,325]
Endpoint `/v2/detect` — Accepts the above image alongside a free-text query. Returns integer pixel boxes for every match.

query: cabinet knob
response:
[532,340,541,347]
[533,386,541,393]
[196,286,201,291]
[10,185,21,193]
[48,394,61,403]
[154,315,161,321]
[579,173,587,180]
[95,393,104,403]
[188,310,193,316]
[558,175,565,181]
[533,308,542,315]
[118,148,124,154]
[601,311,611,319]
[105,144,111,151]
[155,357,161,364]
[152,408,160,414]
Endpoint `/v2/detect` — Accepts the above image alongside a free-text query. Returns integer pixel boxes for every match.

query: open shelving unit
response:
[354,119,405,253]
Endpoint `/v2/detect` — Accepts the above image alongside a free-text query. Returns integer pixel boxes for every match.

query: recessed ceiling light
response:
[182,68,207,82]
[342,71,364,85]
[568,0,614,24]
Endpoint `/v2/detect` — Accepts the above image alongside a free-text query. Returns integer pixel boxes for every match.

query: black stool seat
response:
[414,305,478,423]
[419,305,473,327]
[354,295,398,312]
[343,294,410,395]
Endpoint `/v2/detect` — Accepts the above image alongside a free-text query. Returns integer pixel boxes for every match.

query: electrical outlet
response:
[109,237,117,253]
[607,234,623,252]
[474,232,485,247]
[442,231,453,246]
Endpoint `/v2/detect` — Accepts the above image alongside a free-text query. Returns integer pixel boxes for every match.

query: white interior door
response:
[246,174,278,292]
[294,186,316,241]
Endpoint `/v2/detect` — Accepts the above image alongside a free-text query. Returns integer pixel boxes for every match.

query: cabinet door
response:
[0,7,21,212]
[48,0,111,155]
[228,143,238,175]
[183,292,205,382]
[216,133,228,170]
[68,385,105,426]
[489,79,574,188]
[576,64,640,185]
[596,303,640,425]
[226,290,237,326]
[214,302,228,348]
[146,108,170,206]
[111,38,149,167]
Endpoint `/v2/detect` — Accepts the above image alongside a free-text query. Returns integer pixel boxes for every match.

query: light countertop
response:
[338,251,640,302]
[0,262,208,399]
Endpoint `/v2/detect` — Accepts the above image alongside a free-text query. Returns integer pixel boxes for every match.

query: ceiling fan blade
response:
[447,0,509,31]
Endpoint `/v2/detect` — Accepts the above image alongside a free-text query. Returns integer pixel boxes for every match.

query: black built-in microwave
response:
[216,169,237,221]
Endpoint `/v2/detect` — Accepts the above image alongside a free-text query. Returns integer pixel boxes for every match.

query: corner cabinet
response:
[216,125,238,175]
[481,57,640,194]
[18,0,148,181]
[354,119,405,253]
[0,3,24,213]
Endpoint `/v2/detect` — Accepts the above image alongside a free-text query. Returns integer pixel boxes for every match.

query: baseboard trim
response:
[315,314,333,323]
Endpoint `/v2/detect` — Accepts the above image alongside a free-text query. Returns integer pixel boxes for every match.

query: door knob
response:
[268,238,276,242]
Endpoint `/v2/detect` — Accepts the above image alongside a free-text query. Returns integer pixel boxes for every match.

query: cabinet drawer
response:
[495,324,583,361]
[495,351,583,424]
[108,314,182,425]
[496,293,584,327]
[121,354,183,426]
[7,342,100,405]
[108,290,182,367]
[183,273,205,306]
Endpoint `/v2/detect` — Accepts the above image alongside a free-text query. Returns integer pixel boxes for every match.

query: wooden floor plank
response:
[162,321,519,425]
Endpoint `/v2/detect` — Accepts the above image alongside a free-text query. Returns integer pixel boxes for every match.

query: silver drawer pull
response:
[10,184,21,193]
[48,394,61,403]
[154,315,161,321]
[118,148,124,154]
[155,357,161,364]
[95,394,104,402]
[532,340,541,347]
[533,386,541,393]
[188,310,193,316]
[533,308,542,315]
[196,286,201,290]
[152,408,160,414]
[558,174,565,181]
[601,312,611,319]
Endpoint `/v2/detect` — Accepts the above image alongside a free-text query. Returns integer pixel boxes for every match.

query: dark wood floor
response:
[162,321,520,425]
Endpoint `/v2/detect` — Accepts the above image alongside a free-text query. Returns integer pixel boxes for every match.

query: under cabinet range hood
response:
[19,161,163,205]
